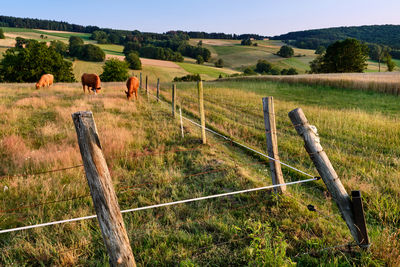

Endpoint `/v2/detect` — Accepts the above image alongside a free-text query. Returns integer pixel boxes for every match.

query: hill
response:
[271,24,400,50]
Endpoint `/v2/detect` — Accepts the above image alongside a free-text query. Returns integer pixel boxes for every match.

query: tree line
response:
[271,25,400,59]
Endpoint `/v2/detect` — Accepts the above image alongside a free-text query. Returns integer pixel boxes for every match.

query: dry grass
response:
[221,72,400,95]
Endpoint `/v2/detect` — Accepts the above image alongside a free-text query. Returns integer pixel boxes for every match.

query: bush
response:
[69,36,84,57]
[173,74,201,82]
[125,52,142,70]
[49,40,68,57]
[123,41,141,56]
[244,67,256,75]
[281,68,298,75]
[79,44,105,62]
[215,58,224,68]
[100,59,129,82]
[0,28,4,39]
[255,60,272,73]
[241,39,252,46]
[0,42,75,82]
[196,55,204,64]
[277,45,294,58]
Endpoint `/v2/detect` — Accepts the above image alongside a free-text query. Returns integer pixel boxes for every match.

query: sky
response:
[1,0,400,36]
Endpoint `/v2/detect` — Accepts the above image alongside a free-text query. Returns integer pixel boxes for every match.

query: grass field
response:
[176,62,239,80]
[221,72,400,96]
[0,78,399,265]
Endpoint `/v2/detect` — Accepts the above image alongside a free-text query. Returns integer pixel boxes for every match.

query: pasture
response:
[0,78,398,265]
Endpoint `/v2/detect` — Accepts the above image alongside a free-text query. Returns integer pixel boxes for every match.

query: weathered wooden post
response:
[72,111,136,267]
[172,84,176,117]
[145,75,148,96]
[139,73,142,90]
[351,190,370,248]
[263,97,285,194]
[156,78,160,102]
[288,108,360,244]
[197,81,207,144]
[179,106,184,138]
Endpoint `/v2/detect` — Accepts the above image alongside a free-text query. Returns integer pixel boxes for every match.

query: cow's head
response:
[35,83,40,89]
[125,90,132,100]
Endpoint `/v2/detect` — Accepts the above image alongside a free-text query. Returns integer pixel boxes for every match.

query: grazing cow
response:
[125,76,139,101]
[35,74,54,89]
[81,73,101,94]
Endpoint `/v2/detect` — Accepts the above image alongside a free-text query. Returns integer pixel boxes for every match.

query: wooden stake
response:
[198,81,207,144]
[145,75,148,96]
[72,111,136,267]
[351,190,370,248]
[263,97,285,193]
[288,108,359,243]
[139,73,142,90]
[172,84,176,117]
[179,106,184,138]
[156,78,160,102]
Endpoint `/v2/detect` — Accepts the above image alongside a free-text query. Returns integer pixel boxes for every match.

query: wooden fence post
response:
[179,105,184,138]
[72,111,136,267]
[351,190,370,248]
[139,73,142,90]
[288,108,360,244]
[172,84,176,117]
[156,78,160,102]
[197,81,207,144]
[263,97,285,194]
[145,75,148,96]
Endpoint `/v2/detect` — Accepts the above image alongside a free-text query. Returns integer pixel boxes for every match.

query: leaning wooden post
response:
[197,81,207,144]
[172,84,176,117]
[139,73,142,90]
[263,97,285,194]
[288,108,360,244]
[179,105,184,138]
[351,190,370,248]
[72,111,136,267]
[145,75,148,96]
[156,78,160,102]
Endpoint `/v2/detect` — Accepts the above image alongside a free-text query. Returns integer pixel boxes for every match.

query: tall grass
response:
[0,80,397,265]
[220,72,400,96]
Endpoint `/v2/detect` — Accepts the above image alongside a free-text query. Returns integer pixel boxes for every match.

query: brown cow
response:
[125,76,139,100]
[81,73,101,94]
[35,74,54,89]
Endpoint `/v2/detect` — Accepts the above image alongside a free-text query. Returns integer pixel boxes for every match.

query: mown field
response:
[0,78,399,265]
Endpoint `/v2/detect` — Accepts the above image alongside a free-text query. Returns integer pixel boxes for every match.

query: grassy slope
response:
[176,62,238,80]
[0,80,398,265]
[172,80,400,266]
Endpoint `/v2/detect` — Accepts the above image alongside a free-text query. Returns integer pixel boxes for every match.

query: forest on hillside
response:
[271,25,400,50]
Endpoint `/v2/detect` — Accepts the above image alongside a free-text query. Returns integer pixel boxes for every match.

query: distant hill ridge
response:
[271,24,400,50]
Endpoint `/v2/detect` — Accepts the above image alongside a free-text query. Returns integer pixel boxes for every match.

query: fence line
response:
[0,177,318,234]
[147,89,316,178]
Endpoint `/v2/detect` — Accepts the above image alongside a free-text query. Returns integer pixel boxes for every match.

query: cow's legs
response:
[135,90,138,100]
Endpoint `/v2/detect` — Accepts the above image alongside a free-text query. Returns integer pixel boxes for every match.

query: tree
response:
[123,41,141,56]
[100,59,129,82]
[277,45,294,58]
[50,40,68,57]
[125,52,142,70]
[79,44,105,62]
[197,40,202,46]
[196,55,204,64]
[385,52,396,72]
[241,39,252,46]
[309,38,369,73]
[315,46,325,54]
[69,36,84,57]
[0,28,5,39]
[243,67,256,75]
[0,42,75,82]
[255,59,272,73]
[215,58,224,68]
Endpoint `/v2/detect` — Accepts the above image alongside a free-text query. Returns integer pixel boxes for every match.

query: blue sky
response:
[1,0,400,36]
